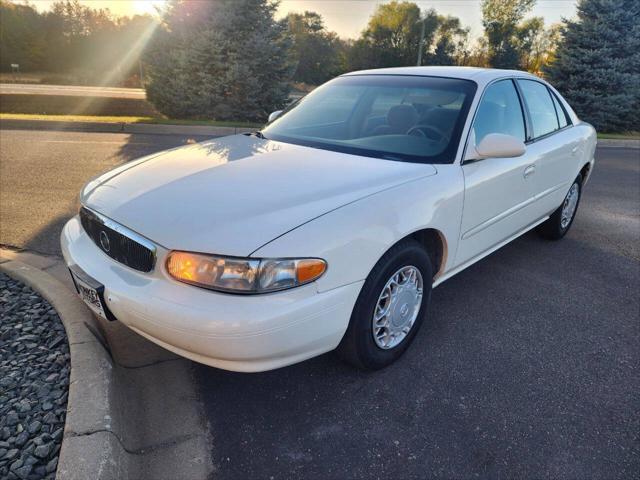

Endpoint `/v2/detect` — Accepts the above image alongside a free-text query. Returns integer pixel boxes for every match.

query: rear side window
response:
[550,91,570,128]
[473,79,526,143]
[517,79,559,139]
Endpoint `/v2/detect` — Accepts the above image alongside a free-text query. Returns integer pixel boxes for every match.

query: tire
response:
[537,174,582,240]
[337,239,433,370]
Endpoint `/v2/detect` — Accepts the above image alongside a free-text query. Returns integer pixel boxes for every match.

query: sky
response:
[27,0,579,39]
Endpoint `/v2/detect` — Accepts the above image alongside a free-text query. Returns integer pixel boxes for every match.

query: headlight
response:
[166,251,326,293]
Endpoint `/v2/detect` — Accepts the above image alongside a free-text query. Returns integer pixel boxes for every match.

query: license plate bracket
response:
[69,265,115,321]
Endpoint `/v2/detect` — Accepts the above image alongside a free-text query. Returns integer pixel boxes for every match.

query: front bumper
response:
[61,216,362,372]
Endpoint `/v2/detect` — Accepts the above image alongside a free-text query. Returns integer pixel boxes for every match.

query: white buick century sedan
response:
[62,67,596,372]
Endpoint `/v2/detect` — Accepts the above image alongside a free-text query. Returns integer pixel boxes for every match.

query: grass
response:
[0,72,47,84]
[597,132,640,140]
[0,71,139,87]
[0,113,263,129]
[0,93,159,116]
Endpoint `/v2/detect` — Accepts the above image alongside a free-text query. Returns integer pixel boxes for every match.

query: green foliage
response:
[544,0,640,132]
[286,11,346,84]
[144,0,293,122]
[0,0,156,85]
[0,0,48,71]
[344,2,471,70]
[515,17,546,72]
[481,0,535,69]
[3,0,635,133]
[346,1,424,69]
[426,15,471,66]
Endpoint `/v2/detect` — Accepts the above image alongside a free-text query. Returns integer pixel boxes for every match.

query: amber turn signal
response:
[296,259,327,283]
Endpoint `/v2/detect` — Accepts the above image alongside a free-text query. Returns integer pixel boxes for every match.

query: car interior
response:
[267,85,469,159]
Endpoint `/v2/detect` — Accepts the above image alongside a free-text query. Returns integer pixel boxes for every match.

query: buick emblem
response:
[99,230,111,252]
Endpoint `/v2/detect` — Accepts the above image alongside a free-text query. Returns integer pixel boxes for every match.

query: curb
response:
[597,138,640,148]
[0,118,256,137]
[0,260,129,480]
[0,253,213,479]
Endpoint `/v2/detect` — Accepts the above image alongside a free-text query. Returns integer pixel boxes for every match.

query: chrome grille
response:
[79,207,156,272]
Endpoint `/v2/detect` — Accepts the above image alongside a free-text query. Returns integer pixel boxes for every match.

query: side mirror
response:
[268,110,283,123]
[465,132,526,162]
[475,133,526,159]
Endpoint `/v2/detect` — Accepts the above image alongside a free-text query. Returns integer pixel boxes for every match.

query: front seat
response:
[420,107,460,138]
[372,104,419,135]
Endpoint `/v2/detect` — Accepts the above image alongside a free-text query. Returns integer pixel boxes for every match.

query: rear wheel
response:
[337,239,432,370]
[537,174,582,240]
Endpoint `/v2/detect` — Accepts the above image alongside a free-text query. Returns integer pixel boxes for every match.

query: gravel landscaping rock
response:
[0,273,69,480]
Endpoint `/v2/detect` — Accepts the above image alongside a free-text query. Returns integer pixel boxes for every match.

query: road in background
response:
[0,129,212,254]
[0,83,305,101]
[0,126,638,478]
[0,83,146,99]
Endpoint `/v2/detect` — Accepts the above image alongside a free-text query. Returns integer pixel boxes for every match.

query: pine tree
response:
[145,0,294,122]
[544,0,640,132]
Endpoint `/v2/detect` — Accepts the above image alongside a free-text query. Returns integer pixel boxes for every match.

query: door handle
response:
[524,164,536,178]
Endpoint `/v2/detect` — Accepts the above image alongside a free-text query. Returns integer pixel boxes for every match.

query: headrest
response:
[387,104,419,130]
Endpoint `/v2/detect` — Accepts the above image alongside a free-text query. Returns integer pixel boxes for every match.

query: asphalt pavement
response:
[195,147,639,479]
[0,127,638,479]
[0,83,146,99]
[0,129,211,254]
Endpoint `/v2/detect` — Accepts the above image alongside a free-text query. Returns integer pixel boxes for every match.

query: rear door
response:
[456,79,539,267]
[516,79,581,218]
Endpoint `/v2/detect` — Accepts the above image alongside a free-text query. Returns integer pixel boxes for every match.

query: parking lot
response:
[194,147,639,479]
[1,128,638,478]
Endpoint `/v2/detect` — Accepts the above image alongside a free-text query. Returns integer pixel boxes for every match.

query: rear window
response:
[550,91,570,128]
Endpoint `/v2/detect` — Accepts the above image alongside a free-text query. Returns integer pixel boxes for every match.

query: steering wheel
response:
[407,125,450,143]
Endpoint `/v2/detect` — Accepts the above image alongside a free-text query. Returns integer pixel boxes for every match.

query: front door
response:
[455,79,539,267]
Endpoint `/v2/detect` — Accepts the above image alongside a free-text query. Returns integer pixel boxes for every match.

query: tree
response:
[145,0,294,121]
[0,0,47,71]
[286,11,345,85]
[426,15,470,66]
[515,17,562,73]
[544,0,640,132]
[481,0,535,68]
[346,1,426,69]
[0,0,157,87]
[465,37,491,67]
[344,2,472,71]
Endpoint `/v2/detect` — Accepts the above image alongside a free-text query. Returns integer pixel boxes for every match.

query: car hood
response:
[81,134,437,256]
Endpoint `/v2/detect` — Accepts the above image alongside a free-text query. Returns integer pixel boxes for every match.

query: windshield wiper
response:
[245,131,266,139]
[381,154,406,162]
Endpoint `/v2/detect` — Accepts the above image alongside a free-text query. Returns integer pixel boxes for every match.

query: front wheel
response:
[337,239,432,370]
[537,174,582,240]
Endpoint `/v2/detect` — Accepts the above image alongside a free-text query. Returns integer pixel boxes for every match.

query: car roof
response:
[342,66,540,86]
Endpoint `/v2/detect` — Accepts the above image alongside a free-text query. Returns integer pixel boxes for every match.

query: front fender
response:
[252,165,465,292]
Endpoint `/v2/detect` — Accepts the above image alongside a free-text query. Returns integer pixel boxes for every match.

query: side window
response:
[517,79,560,138]
[473,79,526,144]
[550,91,570,128]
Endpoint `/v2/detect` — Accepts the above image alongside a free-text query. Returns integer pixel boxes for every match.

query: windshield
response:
[262,75,477,164]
